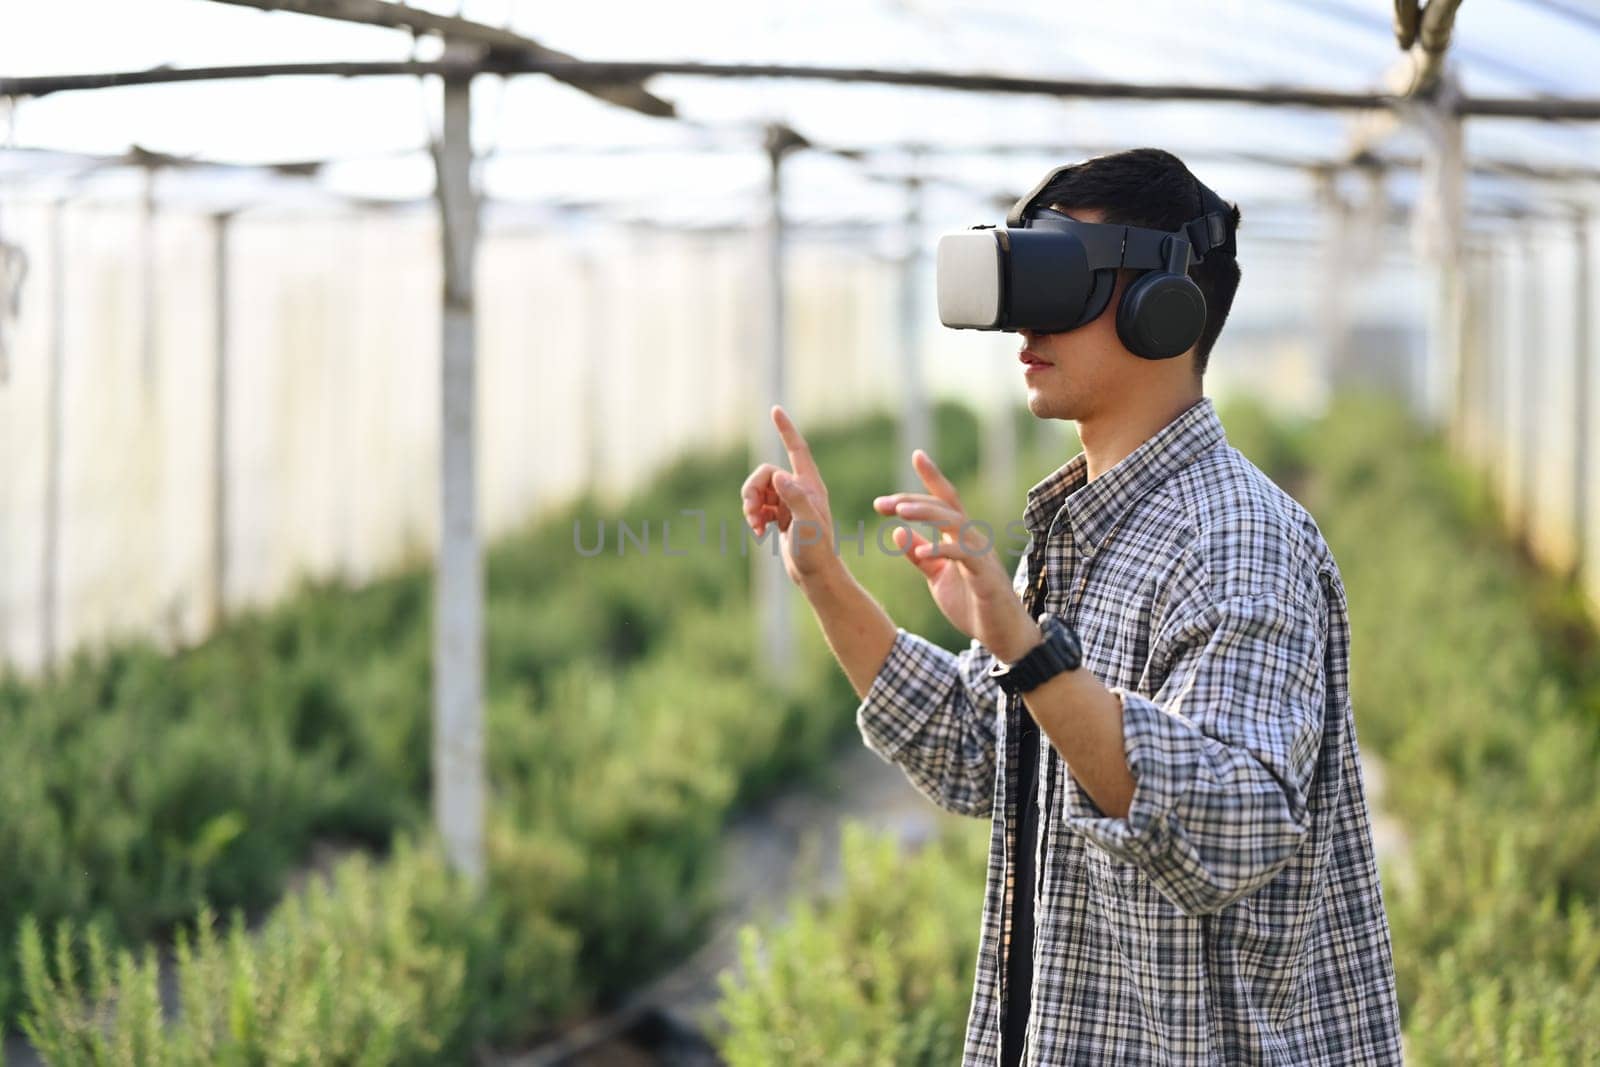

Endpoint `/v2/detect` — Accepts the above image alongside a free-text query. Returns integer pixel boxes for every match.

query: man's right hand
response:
[740,405,838,586]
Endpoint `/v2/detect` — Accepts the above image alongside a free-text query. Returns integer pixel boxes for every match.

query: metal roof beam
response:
[202,0,675,117]
[7,57,1600,121]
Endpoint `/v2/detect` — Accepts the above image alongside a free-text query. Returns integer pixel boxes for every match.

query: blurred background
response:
[1,1,1598,1064]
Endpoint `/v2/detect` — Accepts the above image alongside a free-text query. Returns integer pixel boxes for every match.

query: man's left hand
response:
[873,450,1043,663]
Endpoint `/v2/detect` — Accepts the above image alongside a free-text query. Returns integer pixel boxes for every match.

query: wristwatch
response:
[988,612,1083,695]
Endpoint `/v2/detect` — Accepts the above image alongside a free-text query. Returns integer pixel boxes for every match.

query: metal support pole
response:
[1408,83,1464,429]
[210,212,233,630]
[754,124,794,686]
[1450,237,1482,459]
[433,62,485,883]
[1313,171,1352,400]
[1520,227,1541,543]
[1574,212,1592,577]
[141,167,160,390]
[579,253,604,493]
[40,199,66,673]
[1495,243,1520,525]
[1479,249,1499,464]
[0,199,16,385]
[897,167,931,491]
[1463,240,1493,462]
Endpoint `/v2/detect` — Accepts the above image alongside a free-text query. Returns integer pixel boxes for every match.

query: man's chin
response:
[1025,389,1072,421]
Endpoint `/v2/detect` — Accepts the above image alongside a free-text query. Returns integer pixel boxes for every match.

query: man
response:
[739,148,1402,1064]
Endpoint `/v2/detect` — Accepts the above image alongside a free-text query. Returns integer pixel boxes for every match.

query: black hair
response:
[1033,147,1242,375]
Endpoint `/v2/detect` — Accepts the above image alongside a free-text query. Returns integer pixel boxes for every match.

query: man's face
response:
[1011,206,1190,421]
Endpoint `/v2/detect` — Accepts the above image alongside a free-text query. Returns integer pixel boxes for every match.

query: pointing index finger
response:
[913,449,963,510]
[772,405,822,483]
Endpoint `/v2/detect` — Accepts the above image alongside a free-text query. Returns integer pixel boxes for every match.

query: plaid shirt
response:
[857,397,1402,1065]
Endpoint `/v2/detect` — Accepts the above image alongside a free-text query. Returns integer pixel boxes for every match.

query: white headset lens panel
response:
[937,231,1004,329]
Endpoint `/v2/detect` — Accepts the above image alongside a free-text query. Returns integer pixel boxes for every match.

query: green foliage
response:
[1285,392,1600,1064]
[1213,391,1315,488]
[0,578,433,1026]
[3,402,986,1052]
[714,819,989,1067]
[20,845,472,1065]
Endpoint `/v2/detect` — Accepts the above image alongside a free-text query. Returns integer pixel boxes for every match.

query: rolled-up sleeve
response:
[856,628,1003,819]
[1063,588,1327,915]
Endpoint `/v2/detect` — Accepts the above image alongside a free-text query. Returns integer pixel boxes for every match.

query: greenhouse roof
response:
[3,0,1598,229]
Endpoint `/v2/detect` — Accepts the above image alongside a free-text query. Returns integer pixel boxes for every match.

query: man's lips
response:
[1019,349,1053,367]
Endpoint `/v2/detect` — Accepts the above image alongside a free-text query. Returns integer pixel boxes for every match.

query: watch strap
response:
[991,613,1082,695]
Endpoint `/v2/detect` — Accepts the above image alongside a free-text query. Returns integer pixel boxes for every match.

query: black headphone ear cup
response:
[1116,272,1207,360]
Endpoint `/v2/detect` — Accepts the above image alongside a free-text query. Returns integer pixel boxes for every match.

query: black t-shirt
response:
[1000,695,1042,1067]
[1001,553,1050,1067]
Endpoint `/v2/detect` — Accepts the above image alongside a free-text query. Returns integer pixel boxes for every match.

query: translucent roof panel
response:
[3,0,1598,220]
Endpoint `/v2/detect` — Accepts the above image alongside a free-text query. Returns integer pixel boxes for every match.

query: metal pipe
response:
[432,62,486,883]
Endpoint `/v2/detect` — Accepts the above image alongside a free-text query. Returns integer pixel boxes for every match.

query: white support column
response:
[1496,241,1524,527]
[0,191,16,384]
[1466,237,1495,461]
[433,63,486,883]
[40,198,66,673]
[753,125,794,686]
[1407,82,1465,430]
[1450,234,1482,458]
[579,252,605,494]
[210,212,233,631]
[1478,246,1501,464]
[141,167,159,390]
[1580,212,1600,618]
[1519,226,1542,543]
[1575,212,1593,577]
[897,168,932,492]
[1313,170,1352,402]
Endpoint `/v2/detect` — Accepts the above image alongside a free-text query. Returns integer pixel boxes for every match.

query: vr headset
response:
[936,163,1237,360]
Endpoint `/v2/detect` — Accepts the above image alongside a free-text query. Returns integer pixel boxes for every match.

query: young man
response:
[739,148,1402,1064]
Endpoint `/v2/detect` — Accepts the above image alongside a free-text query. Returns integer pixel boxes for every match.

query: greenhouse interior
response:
[2,0,1599,1063]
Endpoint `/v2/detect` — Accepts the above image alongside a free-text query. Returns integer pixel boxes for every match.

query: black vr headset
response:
[936,163,1238,360]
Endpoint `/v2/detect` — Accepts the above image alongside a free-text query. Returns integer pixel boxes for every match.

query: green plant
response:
[20,844,471,1066]
[4,401,993,1052]
[714,819,988,1067]
[1287,393,1600,1063]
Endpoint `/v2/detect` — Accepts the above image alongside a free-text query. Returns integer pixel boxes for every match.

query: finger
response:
[753,502,789,537]
[771,469,819,520]
[915,532,1003,571]
[772,405,823,484]
[872,491,944,515]
[753,484,785,526]
[914,537,982,563]
[913,449,963,510]
[743,468,779,526]
[741,463,781,513]
[893,525,945,580]
[892,500,964,530]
